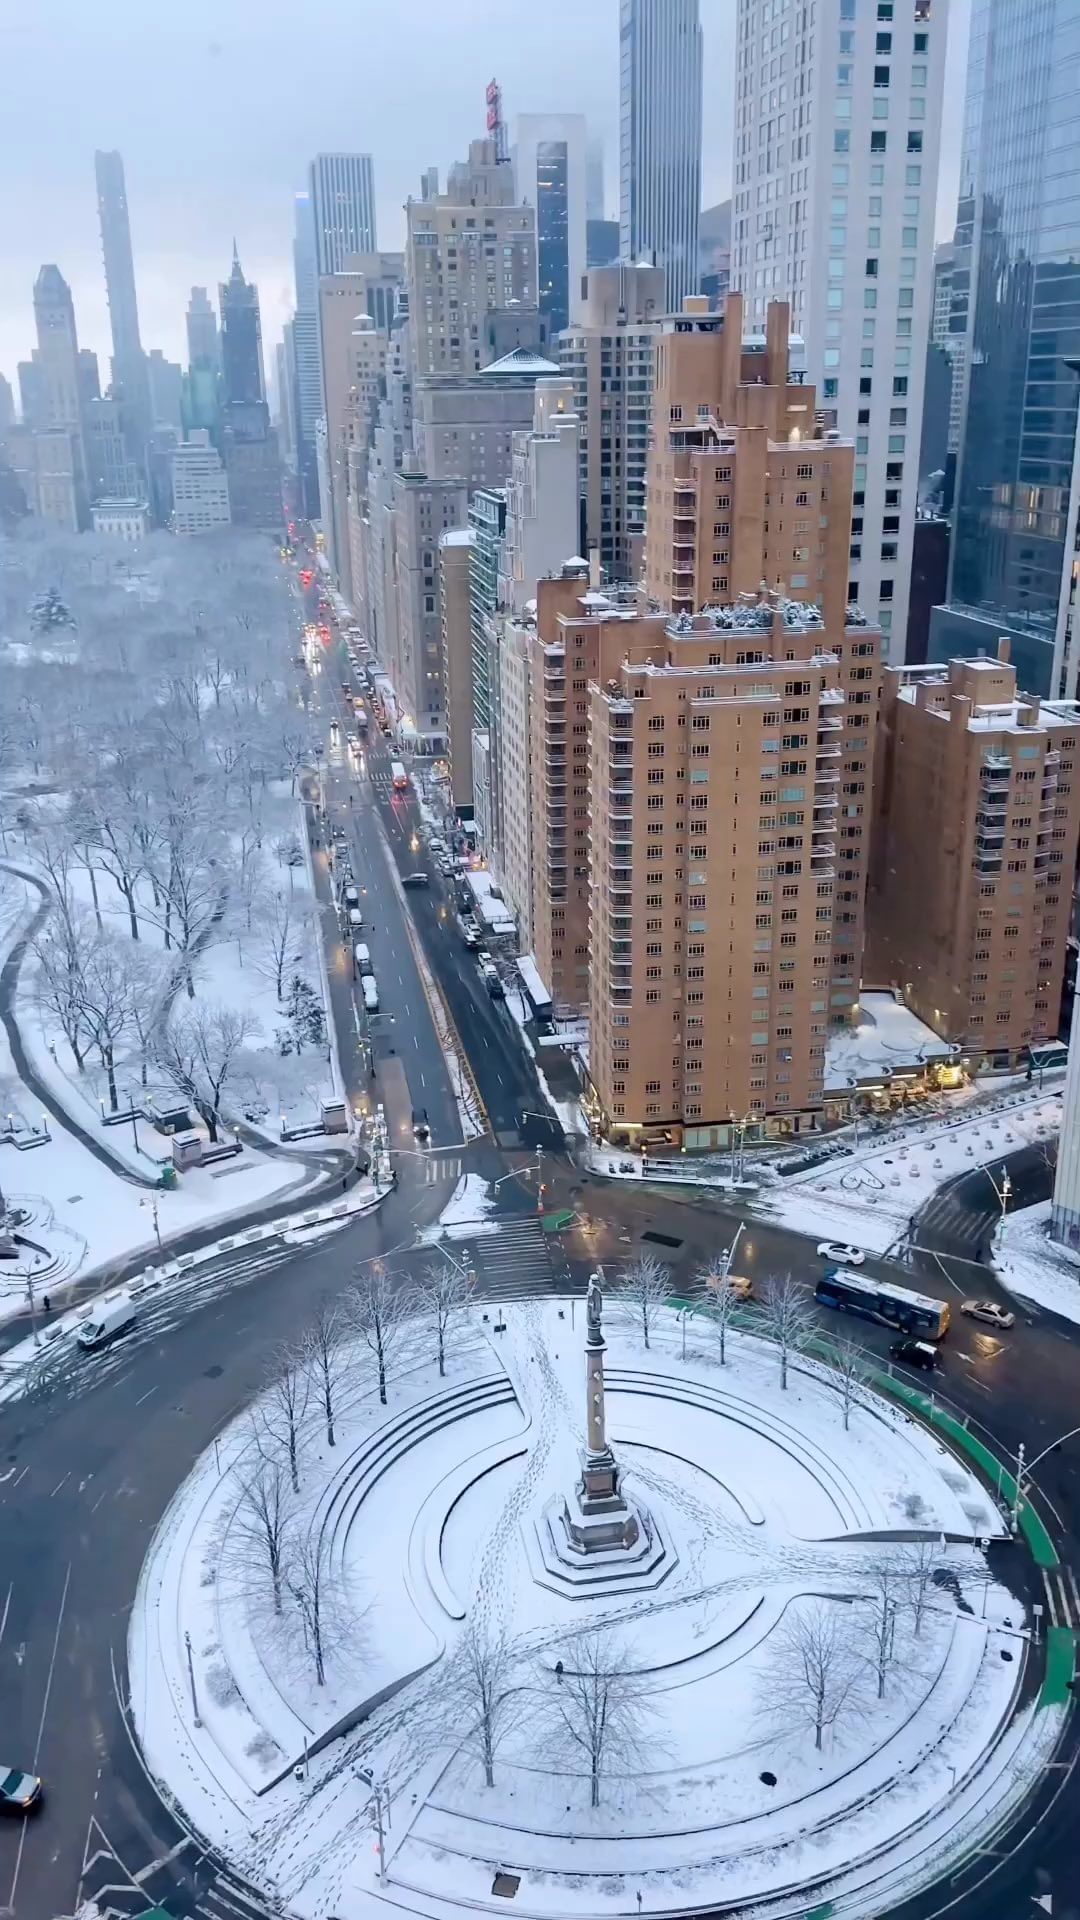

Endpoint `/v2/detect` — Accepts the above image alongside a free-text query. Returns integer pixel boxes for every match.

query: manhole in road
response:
[204,1364,224,1379]
[642,1229,683,1250]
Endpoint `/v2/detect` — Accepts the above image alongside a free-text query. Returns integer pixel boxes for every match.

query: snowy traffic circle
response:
[129,1298,1063,1920]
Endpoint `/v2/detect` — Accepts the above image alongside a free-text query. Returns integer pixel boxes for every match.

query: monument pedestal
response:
[563,1447,640,1552]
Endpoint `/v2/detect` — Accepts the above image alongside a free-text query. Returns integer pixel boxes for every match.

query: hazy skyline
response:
[1,0,970,392]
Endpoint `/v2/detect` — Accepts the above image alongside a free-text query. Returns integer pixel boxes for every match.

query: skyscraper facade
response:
[405,139,538,378]
[219,246,265,405]
[94,150,151,443]
[732,0,949,662]
[308,153,378,276]
[931,0,1080,699]
[291,191,323,516]
[619,0,703,310]
[186,287,220,372]
[513,114,588,337]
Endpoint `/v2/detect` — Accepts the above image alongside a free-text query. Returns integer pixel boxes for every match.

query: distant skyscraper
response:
[291,190,322,517]
[219,245,265,406]
[406,139,537,377]
[147,350,184,437]
[0,372,14,439]
[308,154,377,276]
[931,0,1080,697]
[619,0,702,309]
[186,287,220,372]
[514,114,587,336]
[33,266,83,434]
[732,0,948,661]
[77,347,100,408]
[94,150,150,436]
[586,136,606,222]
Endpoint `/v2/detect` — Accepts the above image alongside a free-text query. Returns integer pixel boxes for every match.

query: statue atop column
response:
[586,1268,604,1348]
[561,1268,640,1552]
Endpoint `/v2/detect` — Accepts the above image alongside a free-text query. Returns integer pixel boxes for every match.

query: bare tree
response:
[698,1263,742,1366]
[433,1619,525,1787]
[125,946,171,1088]
[543,1629,657,1808]
[228,1438,295,1616]
[282,1525,356,1688]
[154,1001,259,1142]
[348,1264,412,1405]
[257,1350,311,1494]
[411,1260,473,1377]
[32,911,91,1071]
[756,1272,816,1390]
[303,1298,349,1447]
[762,1602,865,1751]
[898,1539,941,1639]
[614,1254,671,1351]
[254,892,305,1003]
[826,1333,872,1431]
[859,1558,906,1699]
[86,789,147,942]
[78,938,133,1112]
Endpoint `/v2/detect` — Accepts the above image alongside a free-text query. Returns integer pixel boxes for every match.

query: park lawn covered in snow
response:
[130,1296,1057,1920]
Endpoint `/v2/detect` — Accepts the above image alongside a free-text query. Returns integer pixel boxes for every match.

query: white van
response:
[354,942,373,975]
[362,975,380,1013]
[347,907,363,932]
[78,1294,137,1352]
[343,883,359,910]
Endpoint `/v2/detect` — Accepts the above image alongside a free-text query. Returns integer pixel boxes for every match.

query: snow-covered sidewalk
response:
[994,1200,1080,1325]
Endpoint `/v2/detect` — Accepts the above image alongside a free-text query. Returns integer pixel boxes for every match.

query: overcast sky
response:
[1,0,971,393]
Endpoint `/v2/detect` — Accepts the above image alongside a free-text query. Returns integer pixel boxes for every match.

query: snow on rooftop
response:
[480,348,561,376]
[825,990,956,1091]
[440,528,476,546]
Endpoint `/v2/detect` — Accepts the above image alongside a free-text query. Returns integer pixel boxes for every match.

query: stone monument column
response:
[585,1267,614,1467]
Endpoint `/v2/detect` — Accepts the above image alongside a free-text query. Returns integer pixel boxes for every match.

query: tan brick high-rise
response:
[645,291,851,634]
[867,651,1080,1063]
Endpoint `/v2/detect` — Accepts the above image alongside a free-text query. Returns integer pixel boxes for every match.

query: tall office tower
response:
[1051,991,1080,1246]
[83,396,142,503]
[389,460,467,745]
[31,265,89,527]
[219,246,265,405]
[644,294,853,638]
[147,350,184,437]
[619,0,703,310]
[308,154,378,275]
[276,330,297,469]
[732,0,948,662]
[186,287,220,371]
[867,648,1080,1064]
[931,0,1080,698]
[77,348,100,407]
[558,261,665,582]
[513,114,587,336]
[584,592,881,1143]
[17,360,43,428]
[586,137,606,222]
[405,138,538,378]
[0,372,14,438]
[291,191,323,516]
[94,150,151,438]
[318,274,387,597]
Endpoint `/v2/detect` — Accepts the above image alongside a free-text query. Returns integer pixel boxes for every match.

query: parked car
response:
[817,1241,865,1266]
[960,1298,1015,1330]
[889,1337,939,1371]
[347,907,363,931]
[0,1768,42,1813]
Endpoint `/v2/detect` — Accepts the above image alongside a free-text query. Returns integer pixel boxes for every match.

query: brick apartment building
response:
[867,649,1080,1065]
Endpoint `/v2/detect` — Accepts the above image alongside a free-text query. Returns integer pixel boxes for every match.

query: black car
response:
[402,871,429,889]
[412,1108,430,1139]
[889,1337,938,1372]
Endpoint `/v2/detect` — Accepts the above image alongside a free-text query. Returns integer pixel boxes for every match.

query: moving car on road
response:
[77,1294,137,1352]
[391,758,408,789]
[817,1241,865,1266]
[412,1109,430,1139]
[889,1337,939,1372]
[960,1298,1015,1330]
[402,871,429,889]
[0,1767,42,1813]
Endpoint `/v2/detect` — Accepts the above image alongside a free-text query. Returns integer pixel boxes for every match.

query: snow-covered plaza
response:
[130,1287,1064,1920]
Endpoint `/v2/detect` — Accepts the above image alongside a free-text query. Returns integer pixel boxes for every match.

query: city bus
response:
[390,759,408,790]
[815,1268,950,1339]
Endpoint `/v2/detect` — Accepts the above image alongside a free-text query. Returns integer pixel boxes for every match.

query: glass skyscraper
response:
[932,0,1080,694]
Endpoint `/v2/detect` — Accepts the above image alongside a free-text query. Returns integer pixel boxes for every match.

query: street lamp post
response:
[140,1193,163,1253]
[184,1628,202,1728]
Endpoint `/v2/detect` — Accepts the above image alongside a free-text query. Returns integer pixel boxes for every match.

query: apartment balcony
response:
[974,854,1003,875]
[975,827,1005,848]
[980,754,1011,778]
[811,841,837,861]
[611,865,633,886]
[813,794,839,817]
[814,768,840,788]
[818,715,843,734]
[820,687,846,708]
[816,746,843,764]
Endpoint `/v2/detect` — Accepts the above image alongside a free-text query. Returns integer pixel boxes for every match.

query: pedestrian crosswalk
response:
[422,1153,462,1185]
[456,1216,566,1300]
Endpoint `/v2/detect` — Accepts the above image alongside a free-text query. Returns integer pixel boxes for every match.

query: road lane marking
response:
[8,1561,72,1908]
[135,1384,158,1406]
[0,1581,10,1645]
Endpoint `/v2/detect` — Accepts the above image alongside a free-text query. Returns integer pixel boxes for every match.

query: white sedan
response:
[960,1298,1015,1330]
[817,1242,866,1267]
